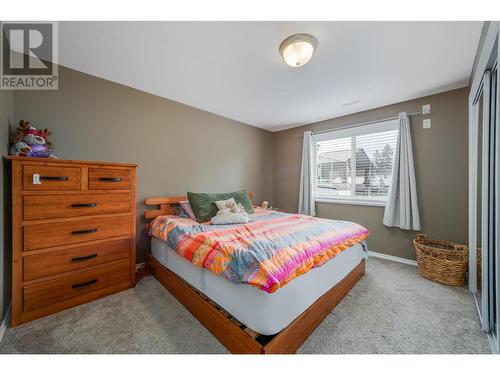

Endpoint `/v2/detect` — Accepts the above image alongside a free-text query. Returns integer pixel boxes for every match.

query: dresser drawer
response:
[23,238,130,281]
[23,193,131,220]
[23,165,81,191]
[23,215,131,251]
[89,168,131,190]
[23,261,130,313]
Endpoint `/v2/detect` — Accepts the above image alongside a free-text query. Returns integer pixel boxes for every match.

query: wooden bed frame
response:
[144,194,365,354]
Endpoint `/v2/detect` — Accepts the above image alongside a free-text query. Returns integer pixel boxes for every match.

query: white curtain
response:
[298,131,316,216]
[383,112,421,230]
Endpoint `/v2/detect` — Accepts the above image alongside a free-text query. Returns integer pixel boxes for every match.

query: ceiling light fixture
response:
[279,33,318,67]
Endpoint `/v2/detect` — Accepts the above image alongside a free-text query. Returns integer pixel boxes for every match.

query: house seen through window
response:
[314,120,399,204]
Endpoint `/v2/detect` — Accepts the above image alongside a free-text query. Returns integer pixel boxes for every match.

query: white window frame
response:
[313,119,399,207]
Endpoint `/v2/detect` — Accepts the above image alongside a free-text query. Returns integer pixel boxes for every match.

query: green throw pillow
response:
[187,190,254,223]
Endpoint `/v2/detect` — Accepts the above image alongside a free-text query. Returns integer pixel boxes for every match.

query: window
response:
[313,120,399,206]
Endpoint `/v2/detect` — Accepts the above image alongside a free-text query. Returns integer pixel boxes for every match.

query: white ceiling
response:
[58,21,483,131]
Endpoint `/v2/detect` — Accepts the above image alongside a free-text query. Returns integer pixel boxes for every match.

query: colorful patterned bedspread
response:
[149,208,368,293]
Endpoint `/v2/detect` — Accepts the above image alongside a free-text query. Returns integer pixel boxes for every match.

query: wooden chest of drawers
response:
[6,156,137,326]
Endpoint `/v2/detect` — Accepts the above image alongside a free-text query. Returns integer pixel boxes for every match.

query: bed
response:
[144,195,368,354]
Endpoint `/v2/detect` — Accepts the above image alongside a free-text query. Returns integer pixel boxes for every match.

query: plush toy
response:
[9,120,57,158]
[211,198,251,225]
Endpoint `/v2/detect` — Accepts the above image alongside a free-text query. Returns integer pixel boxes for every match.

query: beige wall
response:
[273,88,469,260]
[12,66,274,262]
[1,90,13,322]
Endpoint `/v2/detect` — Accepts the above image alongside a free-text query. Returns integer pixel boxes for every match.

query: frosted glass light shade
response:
[279,34,318,67]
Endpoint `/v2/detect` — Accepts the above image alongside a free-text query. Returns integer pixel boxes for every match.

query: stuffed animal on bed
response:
[211,198,251,225]
[9,120,57,158]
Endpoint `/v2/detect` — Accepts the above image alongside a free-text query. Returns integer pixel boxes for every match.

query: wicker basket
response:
[413,234,469,286]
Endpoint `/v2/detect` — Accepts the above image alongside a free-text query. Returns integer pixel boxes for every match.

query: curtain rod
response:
[308,110,425,136]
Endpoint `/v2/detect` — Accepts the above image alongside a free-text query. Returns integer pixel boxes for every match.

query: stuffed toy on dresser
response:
[10,120,57,158]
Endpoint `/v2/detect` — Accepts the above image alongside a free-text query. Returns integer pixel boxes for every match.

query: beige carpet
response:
[0,257,491,354]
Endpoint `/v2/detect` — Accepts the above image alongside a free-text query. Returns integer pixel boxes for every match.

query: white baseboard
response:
[367,250,417,267]
[0,303,11,344]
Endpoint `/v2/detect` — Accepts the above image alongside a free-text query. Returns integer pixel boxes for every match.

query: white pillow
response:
[214,197,237,210]
[211,209,250,225]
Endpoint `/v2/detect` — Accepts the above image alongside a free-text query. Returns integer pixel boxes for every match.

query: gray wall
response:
[273,88,469,260]
[12,66,275,262]
[1,90,13,322]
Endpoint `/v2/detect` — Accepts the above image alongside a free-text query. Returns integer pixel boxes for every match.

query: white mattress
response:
[151,237,364,335]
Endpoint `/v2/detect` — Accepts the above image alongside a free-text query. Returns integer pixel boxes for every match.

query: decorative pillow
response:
[175,206,189,218]
[187,190,254,223]
[214,197,237,210]
[211,210,250,225]
[179,200,197,221]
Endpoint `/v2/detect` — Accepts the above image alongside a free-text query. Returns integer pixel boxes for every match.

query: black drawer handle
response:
[71,253,98,262]
[40,176,69,181]
[71,203,97,208]
[72,279,98,288]
[71,228,97,235]
[99,177,122,182]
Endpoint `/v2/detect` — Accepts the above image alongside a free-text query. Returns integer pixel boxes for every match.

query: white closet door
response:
[481,71,491,333]
[493,63,500,352]
[468,22,499,353]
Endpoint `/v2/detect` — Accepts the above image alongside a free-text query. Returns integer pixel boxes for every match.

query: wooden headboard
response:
[144,192,253,220]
